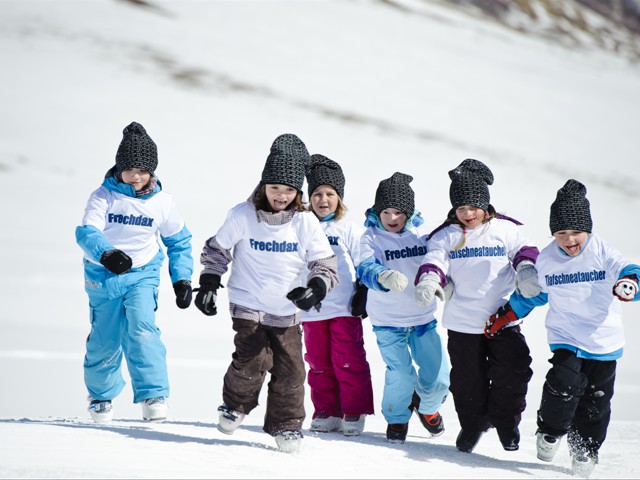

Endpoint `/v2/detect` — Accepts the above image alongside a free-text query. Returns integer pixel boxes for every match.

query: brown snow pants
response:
[222,318,306,436]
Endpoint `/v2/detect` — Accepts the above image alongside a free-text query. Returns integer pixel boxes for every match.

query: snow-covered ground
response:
[1,0,639,478]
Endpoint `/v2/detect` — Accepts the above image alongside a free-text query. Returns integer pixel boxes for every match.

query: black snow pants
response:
[447,327,533,432]
[222,318,306,436]
[536,348,616,458]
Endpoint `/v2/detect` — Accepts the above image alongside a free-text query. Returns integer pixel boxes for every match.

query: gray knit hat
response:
[374,172,415,218]
[549,179,593,234]
[260,133,310,191]
[307,154,346,199]
[115,122,158,175]
[448,158,494,210]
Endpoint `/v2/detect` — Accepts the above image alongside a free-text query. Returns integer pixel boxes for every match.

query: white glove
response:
[378,270,408,292]
[614,276,638,302]
[414,272,445,307]
[515,261,541,298]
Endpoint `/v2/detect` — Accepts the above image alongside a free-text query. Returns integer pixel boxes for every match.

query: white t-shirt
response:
[214,202,334,316]
[358,223,437,328]
[81,185,185,268]
[536,234,627,354]
[424,218,534,334]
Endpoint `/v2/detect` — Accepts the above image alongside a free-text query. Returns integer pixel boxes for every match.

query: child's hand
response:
[194,274,222,316]
[287,277,327,312]
[378,270,408,292]
[613,275,638,302]
[515,261,541,298]
[173,280,192,309]
[414,272,444,306]
[485,303,518,338]
[350,281,368,319]
[100,249,132,275]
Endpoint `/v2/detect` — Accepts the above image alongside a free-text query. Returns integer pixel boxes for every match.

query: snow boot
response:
[456,429,484,453]
[536,432,561,462]
[88,398,113,424]
[217,404,245,435]
[497,426,520,451]
[342,414,366,436]
[309,414,342,433]
[386,423,408,444]
[141,397,168,422]
[274,430,303,453]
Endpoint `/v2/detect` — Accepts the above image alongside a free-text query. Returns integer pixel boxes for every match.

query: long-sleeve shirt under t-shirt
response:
[200,200,338,323]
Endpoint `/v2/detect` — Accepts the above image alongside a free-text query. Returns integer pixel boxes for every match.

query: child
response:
[355,172,450,444]
[413,158,539,453]
[75,121,194,424]
[486,179,640,478]
[194,134,339,453]
[302,154,375,437]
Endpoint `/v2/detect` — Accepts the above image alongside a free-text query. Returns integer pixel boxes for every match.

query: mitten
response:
[485,303,519,338]
[173,280,192,309]
[378,270,408,292]
[515,261,541,298]
[287,277,327,312]
[100,249,132,275]
[414,272,445,307]
[194,273,222,316]
[613,275,638,302]
[351,280,368,319]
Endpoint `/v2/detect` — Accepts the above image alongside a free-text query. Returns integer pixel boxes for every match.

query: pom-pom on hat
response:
[115,122,158,175]
[448,158,494,211]
[307,154,346,199]
[374,172,415,219]
[549,179,593,234]
[260,133,310,192]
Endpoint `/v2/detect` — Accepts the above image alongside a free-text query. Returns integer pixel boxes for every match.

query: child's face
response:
[265,184,297,212]
[310,185,338,219]
[121,168,151,191]
[553,230,589,256]
[380,208,407,233]
[455,205,485,230]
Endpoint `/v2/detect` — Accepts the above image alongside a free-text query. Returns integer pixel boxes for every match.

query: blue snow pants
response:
[82,252,169,404]
[373,320,450,424]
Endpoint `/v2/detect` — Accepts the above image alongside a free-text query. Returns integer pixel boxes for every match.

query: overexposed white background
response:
[1,0,639,478]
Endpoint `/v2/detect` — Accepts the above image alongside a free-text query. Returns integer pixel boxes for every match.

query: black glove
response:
[100,249,132,275]
[173,280,192,309]
[287,277,327,312]
[350,280,368,319]
[194,274,222,316]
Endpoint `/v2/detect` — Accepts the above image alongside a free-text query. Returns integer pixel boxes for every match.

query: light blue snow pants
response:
[373,320,450,424]
[83,254,169,404]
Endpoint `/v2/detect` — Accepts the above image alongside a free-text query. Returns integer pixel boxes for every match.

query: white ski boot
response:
[309,414,342,433]
[217,404,245,435]
[141,397,168,422]
[572,453,597,478]
[342,414,366,436]
[88,398,113,424]
[536,432,561,462]
[274,430,302,453]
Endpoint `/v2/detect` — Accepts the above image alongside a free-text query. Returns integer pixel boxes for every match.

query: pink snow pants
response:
[302,316,375,418]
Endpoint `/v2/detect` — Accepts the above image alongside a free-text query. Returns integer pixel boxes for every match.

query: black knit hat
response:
[115,122,158,175]
[549,179,593,234]
[307,154,346,199]
[448,158,494,210]
[260,133,310,191]
[374,172,415,218]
